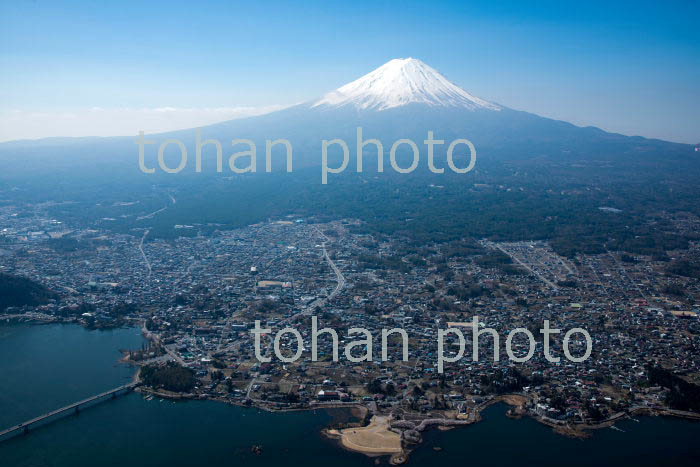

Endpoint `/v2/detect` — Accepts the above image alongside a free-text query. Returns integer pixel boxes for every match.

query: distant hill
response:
[0,273,56,312]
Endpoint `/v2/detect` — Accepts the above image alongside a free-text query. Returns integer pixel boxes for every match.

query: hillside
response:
[0,273,56,312]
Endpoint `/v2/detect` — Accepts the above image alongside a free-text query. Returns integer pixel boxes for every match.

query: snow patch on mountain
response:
[312,58,500,111]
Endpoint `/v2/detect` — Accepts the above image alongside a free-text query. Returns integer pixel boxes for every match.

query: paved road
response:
[137,192,178,278]
[606,248,648,301]
[141,321,184,365]
[279,235,346,326]
[488,241,558,290]
[138,229,152,277]
[136,206,167,220]
[322,241,346,301]
[245,377,257,399]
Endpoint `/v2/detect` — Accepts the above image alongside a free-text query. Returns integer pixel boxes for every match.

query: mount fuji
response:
[184,57,686,169]
[0,58,692,174]
[311,58,500,111]
[0,58,696,248]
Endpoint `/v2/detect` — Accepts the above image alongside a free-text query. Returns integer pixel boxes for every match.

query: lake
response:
[1,323,698,466]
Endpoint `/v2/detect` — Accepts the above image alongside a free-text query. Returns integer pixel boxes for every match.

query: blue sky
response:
[1,0,698,142]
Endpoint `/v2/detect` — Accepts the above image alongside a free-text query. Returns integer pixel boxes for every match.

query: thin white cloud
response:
[0,105,288,142]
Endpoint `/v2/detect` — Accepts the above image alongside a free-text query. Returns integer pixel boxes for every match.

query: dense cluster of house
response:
[1,204,699,423]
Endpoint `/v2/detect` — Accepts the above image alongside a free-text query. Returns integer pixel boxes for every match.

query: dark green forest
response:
[4,147,700,259]
[0,273,56,312]
[140,362,197,392]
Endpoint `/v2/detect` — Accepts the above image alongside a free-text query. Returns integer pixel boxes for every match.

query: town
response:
[250,316,592,370]
[1,198,699,456]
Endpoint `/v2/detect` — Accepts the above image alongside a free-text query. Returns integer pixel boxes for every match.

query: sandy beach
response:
[329,415,402,455]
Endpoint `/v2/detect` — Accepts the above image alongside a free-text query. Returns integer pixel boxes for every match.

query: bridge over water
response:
[0,382,137,441]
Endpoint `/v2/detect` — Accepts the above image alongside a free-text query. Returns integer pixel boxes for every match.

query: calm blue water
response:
[0,323,143,428]
[1,323,699,466]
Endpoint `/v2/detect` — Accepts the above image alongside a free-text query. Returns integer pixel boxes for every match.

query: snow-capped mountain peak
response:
[312,58,500,111]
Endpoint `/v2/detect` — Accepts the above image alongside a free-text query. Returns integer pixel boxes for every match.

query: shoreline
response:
[6,320,700,463]
[136,386,700,464]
